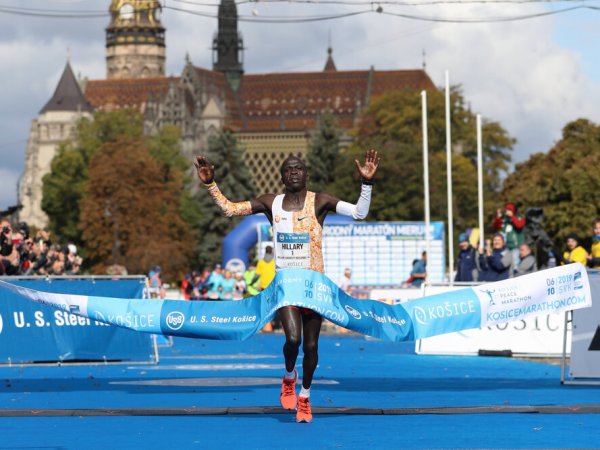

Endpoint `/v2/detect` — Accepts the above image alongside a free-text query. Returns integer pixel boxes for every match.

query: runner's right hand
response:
[195,155,215,184]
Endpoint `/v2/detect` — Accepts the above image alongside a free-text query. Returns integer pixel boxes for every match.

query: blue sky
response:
[553,8,600,82]
[1,1,599,210]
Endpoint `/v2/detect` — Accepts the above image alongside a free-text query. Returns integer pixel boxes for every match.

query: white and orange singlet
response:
[271,191,324,274]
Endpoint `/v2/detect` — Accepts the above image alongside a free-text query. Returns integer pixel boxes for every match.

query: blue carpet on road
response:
[1,334,600,449]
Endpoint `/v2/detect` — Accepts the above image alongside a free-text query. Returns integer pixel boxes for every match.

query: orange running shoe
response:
[296,396,312,423]
[280,370,297,410]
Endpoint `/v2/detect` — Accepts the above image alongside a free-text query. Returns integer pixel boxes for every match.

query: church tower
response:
[106,0,165,79]
[212,0,244,90]
[18,62,93,228]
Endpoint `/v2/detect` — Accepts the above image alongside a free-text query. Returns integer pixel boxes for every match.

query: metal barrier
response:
[561,270,600,385]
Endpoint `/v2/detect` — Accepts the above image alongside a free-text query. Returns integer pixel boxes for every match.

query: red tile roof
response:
[83,68,435,133]
[85,77,177,112]
[237,69,435,132]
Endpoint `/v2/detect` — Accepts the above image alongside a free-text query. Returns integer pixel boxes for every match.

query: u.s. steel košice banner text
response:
[0,263,591,342]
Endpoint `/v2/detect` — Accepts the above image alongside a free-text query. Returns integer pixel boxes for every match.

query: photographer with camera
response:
[0,220,13,255]
[29,230,52,275]
[0,220,15,275]
[17,237,35,275]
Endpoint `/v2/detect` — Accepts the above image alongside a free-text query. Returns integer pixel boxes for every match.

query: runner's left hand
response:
[355,149,380,181]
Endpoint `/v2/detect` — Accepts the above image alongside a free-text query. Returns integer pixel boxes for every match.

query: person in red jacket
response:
[493,202,525,264]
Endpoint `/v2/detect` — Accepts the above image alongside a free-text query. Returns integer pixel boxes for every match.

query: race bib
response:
[276,232,310,269]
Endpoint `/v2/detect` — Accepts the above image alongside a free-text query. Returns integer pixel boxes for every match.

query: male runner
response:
[195,149,379,422]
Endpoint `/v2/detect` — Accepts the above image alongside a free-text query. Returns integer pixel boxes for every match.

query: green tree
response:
[79,138,193,278]
[42,111,202,257]
[327,87,515,233]
[307,108,341,192]
[42,109,143,244]
[195,129,256,268]
[501,118,600,247]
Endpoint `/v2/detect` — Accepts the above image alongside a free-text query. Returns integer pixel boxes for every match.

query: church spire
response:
[324,46,337,72]
[213,0,244,91]
[40,62,93,114]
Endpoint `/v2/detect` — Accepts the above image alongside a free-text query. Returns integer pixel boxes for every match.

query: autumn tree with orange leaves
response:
[79,138,193,278]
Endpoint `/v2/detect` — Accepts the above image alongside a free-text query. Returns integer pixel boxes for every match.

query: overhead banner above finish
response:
[0,264,592,342]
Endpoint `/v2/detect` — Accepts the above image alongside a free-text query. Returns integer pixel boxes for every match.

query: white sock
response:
[299,387,310,398]
[284,369,295,380]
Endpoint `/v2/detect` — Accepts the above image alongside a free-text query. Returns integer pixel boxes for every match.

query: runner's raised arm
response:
[194,155,274,218]
[314,149,380,221]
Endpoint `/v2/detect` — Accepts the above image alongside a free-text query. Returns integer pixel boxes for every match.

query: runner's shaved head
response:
[280,155,306,177]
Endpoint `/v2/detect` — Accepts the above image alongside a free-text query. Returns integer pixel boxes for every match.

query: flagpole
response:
[421,90,431,264]
[445,70,454,284]
[477,114,484,249]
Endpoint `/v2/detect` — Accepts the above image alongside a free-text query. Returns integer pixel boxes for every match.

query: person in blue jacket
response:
[455,233,479,282]
[479,233,513,282]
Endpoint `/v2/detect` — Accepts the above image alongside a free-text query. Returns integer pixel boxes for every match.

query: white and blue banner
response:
[0,278,155,363]
[0,264,592,342]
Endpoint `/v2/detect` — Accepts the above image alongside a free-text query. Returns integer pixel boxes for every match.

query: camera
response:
[17,222,29,239]
[0,225,10,250]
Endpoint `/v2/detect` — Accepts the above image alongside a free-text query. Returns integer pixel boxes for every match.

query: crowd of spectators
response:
[180,245,276,302]
[0,220,82,276]
[454,205,600,283]
[171,205,600,299]
[177,246,280,329]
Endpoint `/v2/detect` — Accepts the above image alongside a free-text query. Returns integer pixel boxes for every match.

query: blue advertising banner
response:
[0,278,155,364]
[0,264,592,343]
[258,221,446,285]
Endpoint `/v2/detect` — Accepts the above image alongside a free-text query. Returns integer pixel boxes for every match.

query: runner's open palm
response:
[355,149,380,181]
[195,155,215,184]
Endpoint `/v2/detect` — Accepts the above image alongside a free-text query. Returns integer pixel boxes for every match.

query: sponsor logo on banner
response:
[69,305,80,314]
[92,310,156,329]
[574,271,583,290]
[486,295,588,323]
[480,289,496,306]
[344,305,362,320]
[0,313,3,335]
[413,300,477,325]
[166,311,185,330]
[225,258,246,274]
[490,284,529,306]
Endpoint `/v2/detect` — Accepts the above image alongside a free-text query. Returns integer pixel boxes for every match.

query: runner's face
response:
[281,159,307,191]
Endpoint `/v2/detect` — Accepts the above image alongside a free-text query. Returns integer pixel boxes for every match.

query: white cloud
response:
[418,5,600,162]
